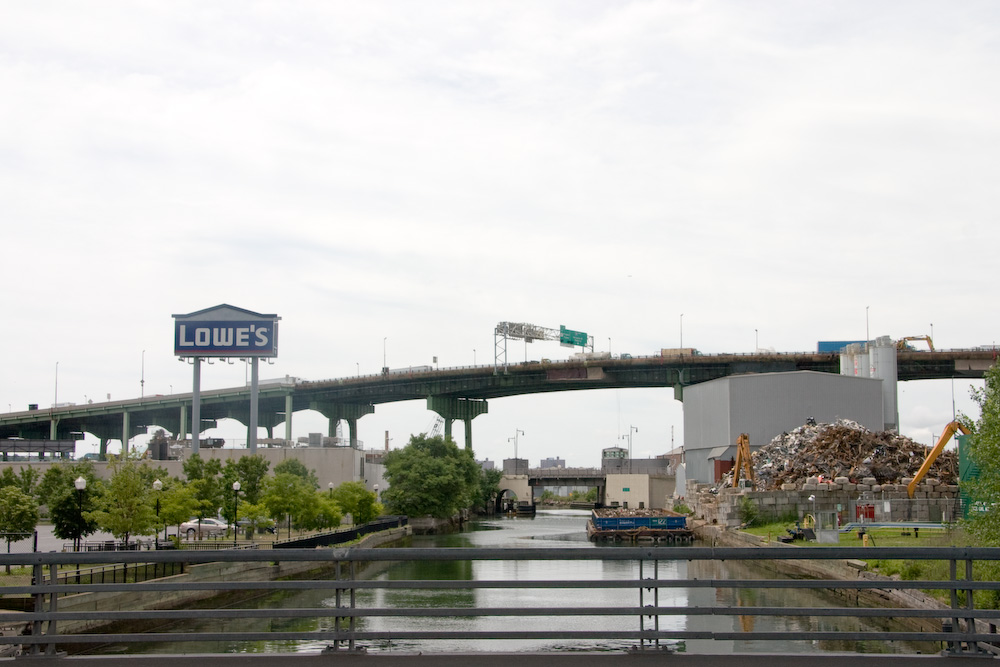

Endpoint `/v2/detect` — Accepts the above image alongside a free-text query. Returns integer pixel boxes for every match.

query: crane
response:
[423,415,445,438]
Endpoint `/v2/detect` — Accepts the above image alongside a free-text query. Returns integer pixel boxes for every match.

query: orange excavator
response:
[732,433,755,490]
[907,420,969,498]
[896,335,935,351]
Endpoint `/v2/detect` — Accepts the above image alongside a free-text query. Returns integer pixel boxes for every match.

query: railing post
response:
[638,558,660,650]
[46,563,58,655]
[964,558,985,654]
[30,563,43,656]
[948,557,961,654]
[349,560,357,652]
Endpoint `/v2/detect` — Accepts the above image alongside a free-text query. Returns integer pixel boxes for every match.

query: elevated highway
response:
[0,348,994,454]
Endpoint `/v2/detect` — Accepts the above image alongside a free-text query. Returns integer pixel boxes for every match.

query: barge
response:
[586,507,693,543]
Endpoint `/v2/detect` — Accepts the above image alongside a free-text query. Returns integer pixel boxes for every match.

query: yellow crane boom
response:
[907,420,969,498]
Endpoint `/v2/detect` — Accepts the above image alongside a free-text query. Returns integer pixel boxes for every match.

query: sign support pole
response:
[248,357,259,454]
[191,358,201,455]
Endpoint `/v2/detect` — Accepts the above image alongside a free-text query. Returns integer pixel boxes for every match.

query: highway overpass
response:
[0,347,994,455]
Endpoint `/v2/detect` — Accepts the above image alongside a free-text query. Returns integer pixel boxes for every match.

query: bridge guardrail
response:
[1,546,1000,658]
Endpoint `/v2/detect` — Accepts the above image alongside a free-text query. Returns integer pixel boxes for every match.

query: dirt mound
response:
[750,419,957,491]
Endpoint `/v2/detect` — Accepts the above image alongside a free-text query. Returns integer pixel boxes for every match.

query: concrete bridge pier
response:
[87,418,147,459]
[674,368,689,402]
[427,396,488,450]
[310,402,375,448]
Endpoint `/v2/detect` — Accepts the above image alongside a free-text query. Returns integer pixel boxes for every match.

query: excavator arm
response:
[896,335,935,351]
[907,420,970,498]
[732,433,755,490]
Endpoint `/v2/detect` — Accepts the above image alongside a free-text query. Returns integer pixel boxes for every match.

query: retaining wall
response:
[687,479,961,529]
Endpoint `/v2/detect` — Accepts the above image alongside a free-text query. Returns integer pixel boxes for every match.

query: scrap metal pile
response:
[748,419,958,491]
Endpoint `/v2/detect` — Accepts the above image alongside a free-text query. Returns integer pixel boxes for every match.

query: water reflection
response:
[91,509,939,655]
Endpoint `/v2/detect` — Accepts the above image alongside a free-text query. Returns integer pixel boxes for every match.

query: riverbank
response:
[56,525,411,639]
[692,520,949,631]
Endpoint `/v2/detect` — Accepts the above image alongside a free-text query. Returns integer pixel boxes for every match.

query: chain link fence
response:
[0,532,36,555]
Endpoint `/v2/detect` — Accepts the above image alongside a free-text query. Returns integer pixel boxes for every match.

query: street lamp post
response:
[622,426,638,474]
[232,481,241,547]
[73,476,86,552]
[153,479,163,550]
[513,429,524,460]
[141,350,146,399]
[383,337,387,372]
[328,481,334,498]
[373,484,379,503]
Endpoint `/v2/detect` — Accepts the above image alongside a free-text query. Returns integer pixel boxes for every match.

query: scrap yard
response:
[724,419,958,491]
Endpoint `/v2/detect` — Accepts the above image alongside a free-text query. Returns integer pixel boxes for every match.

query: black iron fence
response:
[273,515,408,549]
[49,560,186,586]
[1,546,999,660]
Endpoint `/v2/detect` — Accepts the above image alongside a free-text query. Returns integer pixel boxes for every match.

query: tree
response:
[50,476,101,550]
[183,454,224,533]
[37,460,99,508]
[0,467,39,498]
[92,455,158,547]
[274,459,318,490]
[263,472,312,538]
[226,455,270,504]
[157,480,198,541]
[381,434,480,519]
[237,501,274,540]
[0,486,38,571]
[331,481,380,525]
[961,363,1000,544]
[476,468,503,514]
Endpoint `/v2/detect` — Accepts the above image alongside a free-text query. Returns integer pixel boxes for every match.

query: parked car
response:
[180,517,228,539]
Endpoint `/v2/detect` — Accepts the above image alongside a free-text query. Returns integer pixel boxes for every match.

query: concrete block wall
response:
[686,479,960,529]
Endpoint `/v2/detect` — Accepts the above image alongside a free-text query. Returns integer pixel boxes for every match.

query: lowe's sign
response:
[173,305,279,358]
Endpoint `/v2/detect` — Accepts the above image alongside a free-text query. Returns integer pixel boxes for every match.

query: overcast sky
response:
[2,1,997,467]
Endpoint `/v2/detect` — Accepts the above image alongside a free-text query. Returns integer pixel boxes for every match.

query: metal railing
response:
[2,546,1000,659]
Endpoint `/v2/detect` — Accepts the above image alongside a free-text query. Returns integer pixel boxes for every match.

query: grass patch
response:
[738,521,1000,608]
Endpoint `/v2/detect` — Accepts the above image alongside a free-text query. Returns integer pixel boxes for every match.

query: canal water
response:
[98,509,938,655]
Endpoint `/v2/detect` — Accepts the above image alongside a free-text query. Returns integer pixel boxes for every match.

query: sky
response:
[2,1,998,468]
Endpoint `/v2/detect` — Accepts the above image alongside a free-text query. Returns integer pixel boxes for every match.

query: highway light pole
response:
[622,425,638,474]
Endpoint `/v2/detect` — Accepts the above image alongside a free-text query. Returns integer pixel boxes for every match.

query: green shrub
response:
[738,496,759,526]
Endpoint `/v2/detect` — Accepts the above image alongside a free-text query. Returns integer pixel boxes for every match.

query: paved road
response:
[11,525,125,554]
